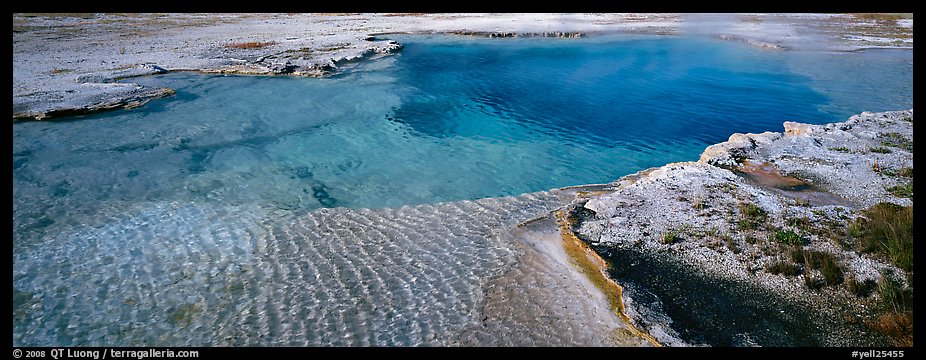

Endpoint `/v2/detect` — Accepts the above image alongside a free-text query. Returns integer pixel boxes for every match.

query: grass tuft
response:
[692,196,707,211]
[820,254,844,285]
[786,217,812,231]
[767,259,802,276]
[851,203,913,272]
[877,272,912,312]
[869,147,893,154]
[804,274,824,290]
[737,203,768,230]
[793,249,846,287]
[877,166,914,178]
[724,235,740,254]
[828,146,851,153]
[885,183,913,198]
[660,230,679,245]
[851,13,909,21]
[846,273,877,297]
[866,270,914,346]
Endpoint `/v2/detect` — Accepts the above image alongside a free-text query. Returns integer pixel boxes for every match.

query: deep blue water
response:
[12,35,912,224]
[11,34,913,347]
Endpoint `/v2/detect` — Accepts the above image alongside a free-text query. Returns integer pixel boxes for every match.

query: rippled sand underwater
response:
[14,191,577,345]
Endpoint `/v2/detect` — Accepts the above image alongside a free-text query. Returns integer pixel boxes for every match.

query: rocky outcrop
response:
[203,39,405,77]
[698,110,913,208]
[569,109,913,346]
[14,83,176,120]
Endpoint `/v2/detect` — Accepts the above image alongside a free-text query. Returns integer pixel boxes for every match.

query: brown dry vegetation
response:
[851,13,912,21]
[849,203,914,346]
[225,41,277,49]
[867,311,913,347]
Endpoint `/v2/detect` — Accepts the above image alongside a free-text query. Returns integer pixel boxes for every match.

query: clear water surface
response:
[12,34,912,346]
[13,35,913,220]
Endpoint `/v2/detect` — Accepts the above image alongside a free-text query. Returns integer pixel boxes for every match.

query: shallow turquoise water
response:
[12,35,912,346]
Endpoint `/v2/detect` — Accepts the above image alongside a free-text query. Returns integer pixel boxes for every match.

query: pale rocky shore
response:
[571,109,914,345]
[12,13,912,120]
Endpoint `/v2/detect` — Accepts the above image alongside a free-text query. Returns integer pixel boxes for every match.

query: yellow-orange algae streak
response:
[554,209,662,347]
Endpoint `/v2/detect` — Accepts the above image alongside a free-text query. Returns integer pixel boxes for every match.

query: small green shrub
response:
[774,230,803,246]
[828,146,851,153]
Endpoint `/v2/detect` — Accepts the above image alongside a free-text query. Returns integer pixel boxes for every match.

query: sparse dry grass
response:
[225,41,277,49]
[867,311,913,347]
[852,203,913,272]
[845,272,876,297]
[851,13,911,21]
[381,13,428,17]
[879,132,913,152]
[767,259,801,277]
